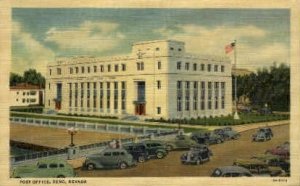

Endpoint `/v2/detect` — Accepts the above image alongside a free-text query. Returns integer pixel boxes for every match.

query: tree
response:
[10,73,23,86]
[23,69,45,88]
[234,63,290,111]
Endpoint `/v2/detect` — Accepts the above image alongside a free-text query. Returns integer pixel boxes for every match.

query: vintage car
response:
[265,142,290,159]
[124,140,168,160]
[181,145,212,165]
[211,166,253,177]
[12,158,76,178]
[252,131,272,142]
[164,135,199,151]
[213,127,240,140]
[191,132,224,145]
[258,127,273,137]
[251,154,290,173]
[233,158,285,176]
[83,148,137,170]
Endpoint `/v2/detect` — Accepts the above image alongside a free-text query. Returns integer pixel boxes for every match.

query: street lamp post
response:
[233,40,240,120]
[67,127,78,147]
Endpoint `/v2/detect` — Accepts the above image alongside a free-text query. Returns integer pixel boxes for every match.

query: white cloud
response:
[45,21,125,53]
[12,21,55,75]
[154,24,289,71]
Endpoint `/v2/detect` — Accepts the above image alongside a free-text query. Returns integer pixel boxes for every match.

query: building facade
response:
[10,83,44,107]
[45,40,232,119]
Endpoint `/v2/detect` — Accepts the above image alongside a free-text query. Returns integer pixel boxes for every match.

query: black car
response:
[258,127,273,137]
[124,140,168,161]
[181,145,212,165]
[191,132,224,145]
[123,143,150,163]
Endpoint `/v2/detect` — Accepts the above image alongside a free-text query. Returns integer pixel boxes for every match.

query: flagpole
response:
[234,39,240,120]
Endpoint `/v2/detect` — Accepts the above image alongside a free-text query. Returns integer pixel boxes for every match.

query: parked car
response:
[82,148,137,170]
[12,158,76,178]
[124,140,168,160]
[233,158,284,176]
[181,145,212,165]
[211,166,253,177]
[238,106,252,113]
[251,154,290,174]
[258,127,273,137]
[265,142,290,159]
[191,132,224,145]
[164,135,199,151]
[213,127,240,140]
[252,131,272,142]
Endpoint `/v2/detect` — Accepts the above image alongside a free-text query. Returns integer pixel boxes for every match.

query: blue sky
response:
[12,8,290,75]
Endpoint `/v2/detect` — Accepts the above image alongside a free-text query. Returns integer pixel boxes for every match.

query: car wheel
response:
[87,163,95,171]
[57,175,65,178]
[119,162,127,169]
[216,139,221,144]
[156,152,164,159]
[196,159,201,165]
[166,145,173,151]
[138,156,145,163]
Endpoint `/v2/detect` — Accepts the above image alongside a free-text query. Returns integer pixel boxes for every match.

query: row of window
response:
[16,98,36,103]
[16,91,37,96]
[176,81,226,112]
[177,62,225,72]
[66,81,126,112]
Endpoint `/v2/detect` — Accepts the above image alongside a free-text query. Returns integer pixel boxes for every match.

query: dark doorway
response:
[55,83,62,110]
[134,81,146,115]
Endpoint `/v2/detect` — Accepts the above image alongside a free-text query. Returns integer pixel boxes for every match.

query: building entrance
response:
[134,81,146,115]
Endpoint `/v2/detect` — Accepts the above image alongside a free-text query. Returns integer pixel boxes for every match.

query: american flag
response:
[225,42,235,54]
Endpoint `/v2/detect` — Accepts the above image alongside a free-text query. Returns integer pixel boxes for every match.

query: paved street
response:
[76,124,289,177]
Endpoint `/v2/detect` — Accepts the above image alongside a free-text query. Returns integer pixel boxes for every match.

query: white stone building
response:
[45,40,232,119]
[10,83,44,106]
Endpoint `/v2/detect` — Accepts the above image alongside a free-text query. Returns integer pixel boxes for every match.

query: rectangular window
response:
[87,82,90,108]
[208,64,211,72]
[157,61,161,70]
[177,81,182,111]
[137,62,144,71]
[115,64,119,72]
[185,63,189,70]
[201,64,205,71]
[177,62,181,70]
[57,68,61,75]
[100,65,104,72]
[107,65,111,72]
[114,82,118,110]
[69,68,73,74]
[193,81,198,110]
[93,82,97,108]
[69,83,72,107]
[221,82,225,109]
[49,69,52,75]
[87,66,90,73]
[215,82,219,109]
[221,65,225,72]
[193,63,197,71]
[48,83,50,90]
[121,64,126,71]
[48,99,50,106]
[107,82,110,111]
[214,65,218,72]
[141,62,144,70]
[200,81,205,110]
[81,66,85,73]
[185,81,190,111]
[208,82,212,110]
[80,83,84,108]
[121,81,126,111]
[99,82,103,110]
[93,66,97,73]
[157,107,161,114]
[157,81,161,89]
[75,67,79,74]
[75,83,78,107]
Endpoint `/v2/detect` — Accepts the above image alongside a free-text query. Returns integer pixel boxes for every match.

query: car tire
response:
[196,159,201,165]
[138,156,145,163]
[166,145,173,151]
[216,139,221,144]
[119,162,128,169]
[156,152,164,159]
[57,175,65,178]
[87,163,95,171]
